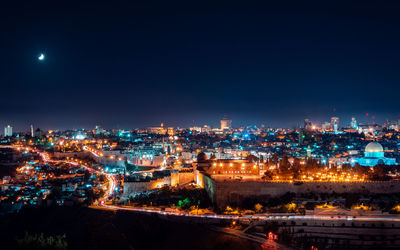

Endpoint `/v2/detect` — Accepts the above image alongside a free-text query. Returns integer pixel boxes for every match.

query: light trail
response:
[2,145,117,202]
[83,145,100,157]
[99,203,400,223]
[4,146,400,224]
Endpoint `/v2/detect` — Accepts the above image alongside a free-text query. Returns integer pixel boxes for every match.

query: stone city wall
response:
[53,151,125,167]
[199,173,400,209]
[96,157,125,168]
[171,171,194,186]
[52,151,91,159]
[123,176,171,198]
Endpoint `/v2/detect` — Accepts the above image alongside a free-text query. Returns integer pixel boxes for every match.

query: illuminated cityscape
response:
[2,117,400,249]
[3,1,400,250]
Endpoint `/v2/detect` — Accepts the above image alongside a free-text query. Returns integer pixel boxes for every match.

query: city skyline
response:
[1,113,398,132]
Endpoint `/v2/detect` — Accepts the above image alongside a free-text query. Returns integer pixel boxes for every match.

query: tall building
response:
[304,119,312,130]
[34,128,43,138]
[322,122,331,131]
[30,124,34,137]
[307,146,312,158]
[95,125,105,135]
[350,117,358,129]
[4,125,12,137]
[220,119,232,130]
[331,117,339,134]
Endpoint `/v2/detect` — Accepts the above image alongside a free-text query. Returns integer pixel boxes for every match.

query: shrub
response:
[16,232,67,250]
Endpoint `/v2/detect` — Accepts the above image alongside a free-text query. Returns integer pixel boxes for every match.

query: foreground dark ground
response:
[0,206,261,250]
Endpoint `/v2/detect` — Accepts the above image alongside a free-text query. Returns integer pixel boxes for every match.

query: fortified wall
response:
[123,176,171,198]
[197,172,400,209]
[52,151,125,168]
[96,157,126,168]
[52,151,91,159]
[171,170,194,186]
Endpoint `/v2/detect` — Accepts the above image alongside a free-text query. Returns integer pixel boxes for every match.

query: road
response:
[97,203,400,222]
[82,145,164,175]
[5,145,400,223]
[6,145,400,248]
[38,148,118,201]
[1,145,118,201]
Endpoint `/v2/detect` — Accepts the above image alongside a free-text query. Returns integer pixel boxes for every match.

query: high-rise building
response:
[220,119,232,130]
[95,125,103,135]
[304,119,312,130]
[350,117,358,129]
[331,117,339,134]
[4,125,12,137]
[307,146,312,158]
[322,122,331,131]
[34,128,43,138]
[30,124,34,137]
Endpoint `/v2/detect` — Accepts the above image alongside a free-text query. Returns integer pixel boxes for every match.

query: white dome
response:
[365,142,383,153]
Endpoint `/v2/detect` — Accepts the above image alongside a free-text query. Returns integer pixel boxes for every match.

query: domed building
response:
[352,142,396,167]
[364,142,384,158]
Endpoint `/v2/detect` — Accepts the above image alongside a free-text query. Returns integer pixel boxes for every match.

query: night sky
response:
[2,2,400,131]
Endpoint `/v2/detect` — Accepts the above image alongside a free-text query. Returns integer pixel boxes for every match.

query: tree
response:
[178,197,191,209]
[305,158,320,173]
[196,152,207,162]
[263,170,273,180]
[279,156,290,173]
[283,203,297,213]
[246,154,259,163]
[84,170,91,181]
[16,232,67,250]
[99,174,106,182]
[254,203,263,213]
[344,193,359,209]
[48,187,62,200]
[353,164,370,176]
[372,164,390,181]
